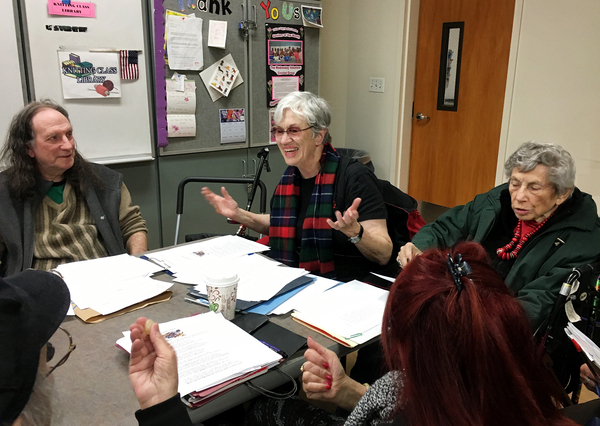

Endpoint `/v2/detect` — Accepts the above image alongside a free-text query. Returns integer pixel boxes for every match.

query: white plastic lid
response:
[204,270,239,286]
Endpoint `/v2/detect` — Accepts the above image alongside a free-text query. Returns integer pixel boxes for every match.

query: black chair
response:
[537,260,600,404]
[174,148,270,245]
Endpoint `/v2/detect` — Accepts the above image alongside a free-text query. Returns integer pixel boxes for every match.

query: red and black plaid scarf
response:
[269,144,340,274]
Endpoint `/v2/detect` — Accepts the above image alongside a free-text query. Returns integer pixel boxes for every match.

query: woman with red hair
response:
[255,242,579,425]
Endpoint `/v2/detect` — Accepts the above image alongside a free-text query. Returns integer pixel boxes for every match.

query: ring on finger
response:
[300,363,306,373]
[586,377,591,384]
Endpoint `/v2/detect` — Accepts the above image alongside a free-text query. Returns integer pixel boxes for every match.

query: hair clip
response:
[446,253,472,294]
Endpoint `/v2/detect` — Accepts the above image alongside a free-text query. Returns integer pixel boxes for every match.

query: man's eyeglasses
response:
[270,126,313,140]
[46,326,76,377]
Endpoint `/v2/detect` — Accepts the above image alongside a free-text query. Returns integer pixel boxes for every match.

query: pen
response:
[184,297,209,306]
[259,340,287,359]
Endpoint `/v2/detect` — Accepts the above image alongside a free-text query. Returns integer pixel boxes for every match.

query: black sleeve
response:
[135,394,192,426]
[338,161,387,222]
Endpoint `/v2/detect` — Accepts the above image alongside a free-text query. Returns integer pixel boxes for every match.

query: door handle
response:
[414,112,430,121]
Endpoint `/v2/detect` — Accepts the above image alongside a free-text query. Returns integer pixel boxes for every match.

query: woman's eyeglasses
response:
[270,126,313,140]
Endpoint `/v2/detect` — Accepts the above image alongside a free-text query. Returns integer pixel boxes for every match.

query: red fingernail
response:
[326,383,331,390]
[326,374,332,381]
[323,362,329,369]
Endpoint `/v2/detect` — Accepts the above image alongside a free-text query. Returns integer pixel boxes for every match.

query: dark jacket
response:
[0,163,127,276]
[412,183,600,330]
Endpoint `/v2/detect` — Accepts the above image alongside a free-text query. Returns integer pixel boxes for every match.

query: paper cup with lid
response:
[205,269,239,320]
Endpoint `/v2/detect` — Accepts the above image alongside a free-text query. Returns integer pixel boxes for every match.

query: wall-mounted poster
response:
[58,51,121,99]
[265,23,305,107]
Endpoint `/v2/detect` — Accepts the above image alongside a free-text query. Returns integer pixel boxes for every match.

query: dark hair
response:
[1,100,100,199]
[382,242,575,426]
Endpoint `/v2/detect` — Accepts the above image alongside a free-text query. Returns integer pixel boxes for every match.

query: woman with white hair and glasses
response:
[203,91,394,281]
[398,141,600,332]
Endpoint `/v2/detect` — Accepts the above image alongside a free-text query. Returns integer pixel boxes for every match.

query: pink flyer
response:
[48,1,96,18]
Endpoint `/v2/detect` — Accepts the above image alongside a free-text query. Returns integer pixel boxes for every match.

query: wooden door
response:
[408,0,515,207]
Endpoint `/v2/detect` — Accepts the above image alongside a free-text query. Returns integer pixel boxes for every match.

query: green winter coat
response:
[412,183,600,330]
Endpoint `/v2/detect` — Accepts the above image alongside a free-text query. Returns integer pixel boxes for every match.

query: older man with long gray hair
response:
[0,100,147,277]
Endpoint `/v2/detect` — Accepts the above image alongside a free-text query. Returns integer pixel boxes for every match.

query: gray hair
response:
[504,141,575,195]
[273,91,332,144]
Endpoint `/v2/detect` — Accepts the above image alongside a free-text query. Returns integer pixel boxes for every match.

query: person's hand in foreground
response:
[397,242,423,268]
[580,364,600,393]
[302,336,368,412]
[201,186,240,221]
[129,317,179,410]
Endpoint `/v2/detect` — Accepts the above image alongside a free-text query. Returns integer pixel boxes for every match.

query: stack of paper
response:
[55,254,171,319]
[116,312,282,406]
[565,322,600,377]
[291,280,389,347]
[143,235,270,275]
[186,255,309,302]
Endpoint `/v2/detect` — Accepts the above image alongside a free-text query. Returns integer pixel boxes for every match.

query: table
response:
[52,275,364,426]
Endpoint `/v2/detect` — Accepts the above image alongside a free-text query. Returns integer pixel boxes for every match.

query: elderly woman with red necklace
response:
[397,141,600,331]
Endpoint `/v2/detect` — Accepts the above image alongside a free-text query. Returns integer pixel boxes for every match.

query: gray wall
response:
[109,146,287,250]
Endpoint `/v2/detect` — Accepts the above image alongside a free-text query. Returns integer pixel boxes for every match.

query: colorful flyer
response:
[301,6,323,28]
[265,23,305,107]
[48,0,96,18]
[58,51,121,99]
[209,59,239,97]
[199,54,244,102]
[220,109,245,144]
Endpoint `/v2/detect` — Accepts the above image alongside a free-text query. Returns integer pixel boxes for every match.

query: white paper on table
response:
[116,312,281,396]
[270,275,341,315]
[167,14,203,70]
[208,20,227,49]
[54,254,167,314]
[370,273,395,283]
[145,235,269,275]
[167,114,196,137]
[181,256,308,301]
[200,54,244,102]
[565,323,600,368]
[176,252,280,286]
[293,280,388,344]
[166,80,196,114]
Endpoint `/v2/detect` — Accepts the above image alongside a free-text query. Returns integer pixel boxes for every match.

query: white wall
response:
[501,0,600,203]
[322,0,600,208]
[0,2,25,140]
[320,0,407,182]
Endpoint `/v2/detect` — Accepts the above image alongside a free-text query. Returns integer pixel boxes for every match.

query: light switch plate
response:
[369,77,384,93]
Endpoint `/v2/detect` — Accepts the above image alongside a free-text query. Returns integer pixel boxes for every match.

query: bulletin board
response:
[157,0,248,155]
[21,0,154,164]
[155,0,321,155]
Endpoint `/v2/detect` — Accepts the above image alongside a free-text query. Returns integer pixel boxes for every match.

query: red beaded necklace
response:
[496,213,554,260]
